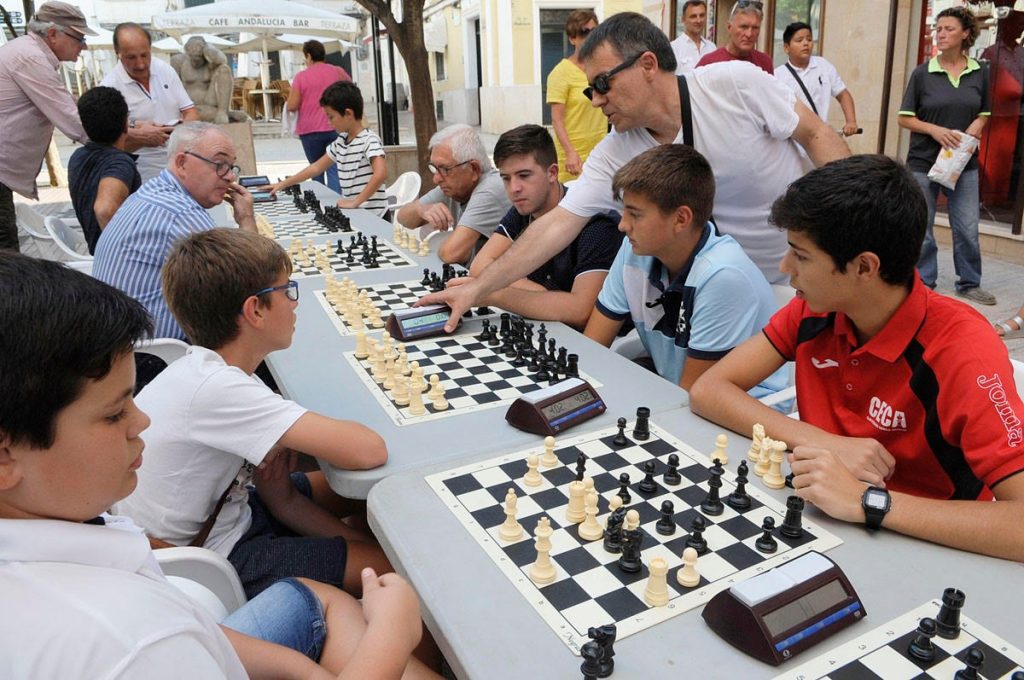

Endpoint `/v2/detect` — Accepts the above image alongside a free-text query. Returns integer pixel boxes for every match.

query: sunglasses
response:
[583,52,643,101]
[577,27,593,37]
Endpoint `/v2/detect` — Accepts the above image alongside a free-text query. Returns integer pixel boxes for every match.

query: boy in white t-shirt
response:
[116,228,392,601]
[0,253,432,680]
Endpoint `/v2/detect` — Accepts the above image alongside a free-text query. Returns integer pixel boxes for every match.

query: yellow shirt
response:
[546,58,608,183]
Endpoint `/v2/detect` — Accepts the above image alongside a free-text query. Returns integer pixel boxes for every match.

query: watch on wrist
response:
[861,486,891,531]
[129,118,137,129]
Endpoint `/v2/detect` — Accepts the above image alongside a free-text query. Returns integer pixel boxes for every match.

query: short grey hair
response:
[27,20,58,36]
[429,124,491,171]
[730,1,764,20]
[166,122,225,163]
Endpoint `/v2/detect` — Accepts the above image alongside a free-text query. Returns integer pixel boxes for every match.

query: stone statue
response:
[171,37,246,124]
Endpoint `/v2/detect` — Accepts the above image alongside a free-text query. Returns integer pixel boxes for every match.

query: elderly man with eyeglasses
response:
[94,122,256,343]
[420,11,849,331]
[397,123,511,265]
[0,1,95,252]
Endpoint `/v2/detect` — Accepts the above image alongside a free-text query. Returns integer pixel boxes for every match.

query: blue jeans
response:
[299,130,340,193]
[912,170,982,292]
[221,577,326,661]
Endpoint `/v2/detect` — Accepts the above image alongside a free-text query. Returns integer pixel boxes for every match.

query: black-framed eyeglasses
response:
[185,151,242,179]
[583,52,643,101]
[428,160,472,177]
[577,27,594,37]
[251,280,299,302]
[61,28,87,45]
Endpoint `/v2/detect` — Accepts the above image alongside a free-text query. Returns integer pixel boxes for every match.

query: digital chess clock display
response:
[402,311,448,330]
[540,390,596,420]
[762,579,849,637]
[385,305,460,340]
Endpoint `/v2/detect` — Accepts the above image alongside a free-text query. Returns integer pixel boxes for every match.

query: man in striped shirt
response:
[94,122,256,341]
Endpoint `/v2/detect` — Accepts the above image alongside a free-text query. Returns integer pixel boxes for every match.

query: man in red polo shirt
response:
[690,154,1024,562]
[695,0,773,74]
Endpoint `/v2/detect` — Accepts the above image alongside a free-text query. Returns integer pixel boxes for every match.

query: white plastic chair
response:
[379,170,422,219]
[1012,359,1024,401]
[43,215,91,261]
[15,202,53,241]
[134,338,190,365]
[155,547,247,618]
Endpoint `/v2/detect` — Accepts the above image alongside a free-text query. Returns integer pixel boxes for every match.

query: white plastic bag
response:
[927,132,979,190]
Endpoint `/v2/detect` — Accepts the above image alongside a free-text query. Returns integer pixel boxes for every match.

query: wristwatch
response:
[861,486,891,531]
[128,118,137,129]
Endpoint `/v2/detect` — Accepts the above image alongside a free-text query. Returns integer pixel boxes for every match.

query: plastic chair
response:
[380,170,422,219]
[134,338,190,365]
[43,215,91,261]
[15,202,53,241]
[155,546,247,618]
[1012,359,1024,401]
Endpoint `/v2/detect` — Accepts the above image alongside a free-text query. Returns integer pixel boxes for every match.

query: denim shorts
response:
[221,576,326,661]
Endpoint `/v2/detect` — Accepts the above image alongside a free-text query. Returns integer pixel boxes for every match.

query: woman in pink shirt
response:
[287,40,351,193]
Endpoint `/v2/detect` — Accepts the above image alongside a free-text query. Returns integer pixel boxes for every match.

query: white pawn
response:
[529,517,556,585]
[540,435,558,468]
[418,239,429,256]
[523,454,543,487]
[429,375,448,411]
[604,494,624,529]
[407,379,426,416]
[749,423,765,462]
[677,547,700,588]
[710,433,729,466]
[393,375,410,406]
[499,489,524,542]
[354,328,368,359]
[644,557,670,607]
[763,440,787,489]
[578,489,603,541]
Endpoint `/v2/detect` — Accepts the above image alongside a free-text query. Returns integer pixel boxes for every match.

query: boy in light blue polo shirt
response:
[583,145,786,397]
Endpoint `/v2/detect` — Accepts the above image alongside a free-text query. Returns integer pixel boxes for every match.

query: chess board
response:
[425,422,843,653]
[775,600,1024,680]
[343,330,600,426]
[255,199,350,239]
[288,238,417,278]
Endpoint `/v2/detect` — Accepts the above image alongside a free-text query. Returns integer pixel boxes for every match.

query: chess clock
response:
[702,551,865,666]
[385,304,461,341]
[239,175,271,188]
[505,377,606,435]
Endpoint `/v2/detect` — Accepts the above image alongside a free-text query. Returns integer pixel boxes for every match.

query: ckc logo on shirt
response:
[977,373,1022,447]
[867,396,907,432]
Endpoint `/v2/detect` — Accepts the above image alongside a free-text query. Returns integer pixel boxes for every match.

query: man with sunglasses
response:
[0,1,94,252]
[421,12,848,331]
[695,0,774,74]
[94,122,257,343]
[397,124,511,265]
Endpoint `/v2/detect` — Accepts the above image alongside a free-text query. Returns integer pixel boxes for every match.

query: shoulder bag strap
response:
[677,75,694,147]
[784,63,819,116]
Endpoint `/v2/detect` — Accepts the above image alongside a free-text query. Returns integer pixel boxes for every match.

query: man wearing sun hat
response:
[0,1,96,252]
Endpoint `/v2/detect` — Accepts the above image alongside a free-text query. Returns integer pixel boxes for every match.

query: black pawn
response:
[907,617,937,663]
[580,640,603,680]
[566,353,580,378]
[575,453,588,482]
[663,453,681,485]
[779,496,805,539]
[335,239,344,255]
[420,268,431,286]
[511,346,527,367]
[1011,672,1024,680]
[701,463,724,516]
[612,417,630,447]
[486,326,500,346]
[476,320,491,342]
[656,500,676,535]
[548,338,557,359]
[632,406,651,440]
[603,507,626,553]
[727,460,751,510]
[617,473,631,505]
[370,235,379,256]
[936,587,965,639]
[638,461,659,495]
[535,362,551,382]
[755,517,778,553]
[588,624,616,678]
[499,312,511,338]
[785,472,795,488]
[617,524,643,573]
[954,647,985,680]
[685,516,709,555]
[557,347,568,373]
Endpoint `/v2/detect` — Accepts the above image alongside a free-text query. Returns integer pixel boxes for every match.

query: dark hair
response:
[783,21,812,45]
[493,124,557,170]
[770,155,926,285]
[612,144,715,226]
[578,12,676,73]
[77,86,128,145]
[565,9,598,39]
[936,6,980,50]
[320,80,364,119]
[682,1,707,15]
[303,39,326,62]
[0,254,152,449]
[112,22,151,53]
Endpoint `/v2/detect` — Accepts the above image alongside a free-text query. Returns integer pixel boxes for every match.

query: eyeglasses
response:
[251,280,299,302]
[583,52,643,101]
[61,28,87,45]
[428,160,472,177]
[185,151,242,179]
[577,27,594,37]
[731,0,763,16]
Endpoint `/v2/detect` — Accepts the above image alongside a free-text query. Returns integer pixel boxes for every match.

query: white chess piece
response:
[644,557,670,607]
[711,433,729,466]
[763,440,787,489]
[578,489,603,541]
[354,329,368,359]
[754,436,773,477]
[418,239,429,256]
[499,489,524,542]
[604,494,623,529]
[540,436,558,468]
[393,375,410,406]
[749,423,765,462]
[429,375,448,411]
[677,547,700,588]
[565,479,586,524]
[529,517,556,585]
[407,379,426,416]
[523,454,543,487]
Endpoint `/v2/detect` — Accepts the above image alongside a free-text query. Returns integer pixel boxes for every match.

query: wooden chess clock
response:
[702,551,865,666]
[505,377,606,435]
[386,305,461,341]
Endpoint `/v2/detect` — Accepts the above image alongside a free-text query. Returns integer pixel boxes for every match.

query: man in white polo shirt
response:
[102,22,199,181]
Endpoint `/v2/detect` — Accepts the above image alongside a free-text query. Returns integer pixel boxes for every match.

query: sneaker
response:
[956,287,997,306]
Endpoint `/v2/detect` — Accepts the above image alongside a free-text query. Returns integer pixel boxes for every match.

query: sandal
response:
[994,315,1024,339]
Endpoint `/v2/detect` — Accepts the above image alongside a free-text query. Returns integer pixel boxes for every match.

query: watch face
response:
[865,490,888,509]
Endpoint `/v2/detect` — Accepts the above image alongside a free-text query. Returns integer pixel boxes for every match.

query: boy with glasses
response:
[116,227,397,603]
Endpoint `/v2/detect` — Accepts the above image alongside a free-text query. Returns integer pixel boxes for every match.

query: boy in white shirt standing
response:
[775,22,859,136]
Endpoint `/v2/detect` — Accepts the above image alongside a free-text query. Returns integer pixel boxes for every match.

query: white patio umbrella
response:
[152,33,237,54]
[153,0,359,117]
[228,33,354,54]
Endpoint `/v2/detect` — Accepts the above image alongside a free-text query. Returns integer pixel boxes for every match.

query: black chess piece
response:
[685,516,709,555]
[603,506,626,553]
[499,312,511,338]
[908,617,938,663]
[536,328,547,355]
[663,453,681,485]
[656,500,676,535]
[575,453,588,482]
[547,338,557,360]
[701,463,725,516]
[557,347,568,373]
[954,647,985,680]
[612,417,630,447]
[486,326,500,346]
[335,239,345,255]
[755,517,778,553]
[637,461,659,495]
[617,473,631,505]
[368,252,379,269]
[511,346,527,367]
[1010,671,1024,680]
[580,640,603,680]
[535,362,551,382]
[617,523,643,573]
[785,472,795,488]
[587,624,616,678]
[476,320,491,341]
[632,406,651,440]
[421,268,431,286]
[936,587,965,639]
[726,460,751,510]
[779,496,805,539]
[566,353,580,378]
